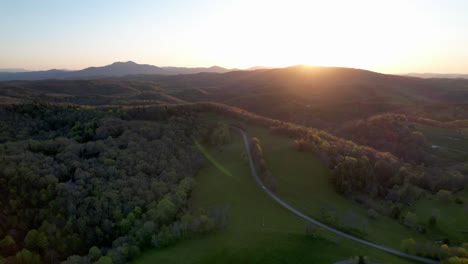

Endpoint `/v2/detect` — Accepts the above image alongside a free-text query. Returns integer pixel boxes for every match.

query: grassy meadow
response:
[247,126,429,249]
[134,118,415,264]
[413,123,468,161]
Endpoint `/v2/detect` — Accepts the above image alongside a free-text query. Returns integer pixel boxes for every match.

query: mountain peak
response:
[111,61,138,66]
[209,65,225,70]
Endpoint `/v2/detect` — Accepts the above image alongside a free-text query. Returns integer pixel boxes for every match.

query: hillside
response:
[407,73,468,79]
[154,66,458,103]
[155,66,468,125]
[5,65,468,104]
[3,65,468,128]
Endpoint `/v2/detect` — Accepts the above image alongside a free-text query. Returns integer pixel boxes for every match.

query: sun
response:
[196,0,431,73]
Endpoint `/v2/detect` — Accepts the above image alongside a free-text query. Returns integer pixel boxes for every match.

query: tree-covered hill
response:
[3,65,468,128]
[0,104,230,263]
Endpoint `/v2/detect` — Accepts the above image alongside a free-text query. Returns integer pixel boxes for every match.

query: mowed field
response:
[408,123,468,244]
[410,190,468,245]
[134,118,415,264]
[247,127,428,249]
[413,123,468,161]
[250,123,467,252]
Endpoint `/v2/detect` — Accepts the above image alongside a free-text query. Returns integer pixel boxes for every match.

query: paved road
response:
[238,129,439,264]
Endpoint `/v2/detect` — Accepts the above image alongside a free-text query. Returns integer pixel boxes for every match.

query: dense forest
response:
[0,104,229,264]
[336,114,432,164]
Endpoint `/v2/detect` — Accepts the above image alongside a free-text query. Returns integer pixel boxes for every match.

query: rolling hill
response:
[132,65,468,126]
[407,73,468,79]
[2,65,468,126]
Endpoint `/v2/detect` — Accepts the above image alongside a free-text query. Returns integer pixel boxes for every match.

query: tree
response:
[331,156,371,194]
[210,122,231,145]
[439,244,450,260]
[154,197,177,224]
[390,205,401,219]
[404,212,418,227]
[63,255,88,264]
[16,248,41,264]
[354,256,369,264]
[96,256,113,264]
[401,238,416,254]
[0,235,15,248]
[429,209,440,226]
[89,246,102,261]
[0,235,17,256]
[447,256,462,264]
[24,229,48,251]
[320,140,330,151]
[367,208,378,219]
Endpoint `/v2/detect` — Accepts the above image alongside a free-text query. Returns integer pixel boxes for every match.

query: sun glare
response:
[195,0,439,73]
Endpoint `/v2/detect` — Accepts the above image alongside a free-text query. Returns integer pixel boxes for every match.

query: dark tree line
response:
[0,103,110,143]
[250,137,277,191]
[386,113,468,129]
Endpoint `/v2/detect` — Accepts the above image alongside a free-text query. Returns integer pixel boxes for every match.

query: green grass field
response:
[249,123,468,249]
[410,190,468,245]
[413,123,468,161]
[247,126,429,249]
[134,120,416,264]
[409,123,468,244]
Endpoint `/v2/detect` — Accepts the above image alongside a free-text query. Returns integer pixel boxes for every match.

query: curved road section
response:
[239,130,438,264]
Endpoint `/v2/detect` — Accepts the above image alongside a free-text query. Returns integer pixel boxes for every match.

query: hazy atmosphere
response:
[1,0,468,73]
[1,1,468,264]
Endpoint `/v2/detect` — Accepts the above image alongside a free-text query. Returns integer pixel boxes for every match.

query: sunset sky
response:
[1,0,468,73]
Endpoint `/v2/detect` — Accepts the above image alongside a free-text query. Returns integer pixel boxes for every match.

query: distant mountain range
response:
[0,61,235,81]
[3,62,467,81]
[406,73,468,79]
[0,68,30,73]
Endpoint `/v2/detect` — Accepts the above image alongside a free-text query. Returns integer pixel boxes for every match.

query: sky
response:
[1,0,468,73]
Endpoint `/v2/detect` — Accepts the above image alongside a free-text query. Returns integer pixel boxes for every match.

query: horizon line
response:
[1,61,468,76]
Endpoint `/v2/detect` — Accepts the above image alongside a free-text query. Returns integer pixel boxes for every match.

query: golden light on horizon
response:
[182,0,445,74]
[1,0,467,73]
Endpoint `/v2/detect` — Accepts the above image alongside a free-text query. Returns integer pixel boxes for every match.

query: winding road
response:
[238,129,439,264]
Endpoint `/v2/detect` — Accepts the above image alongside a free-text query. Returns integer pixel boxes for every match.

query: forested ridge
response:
[336,114,432,164]
[0,104,229,264]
